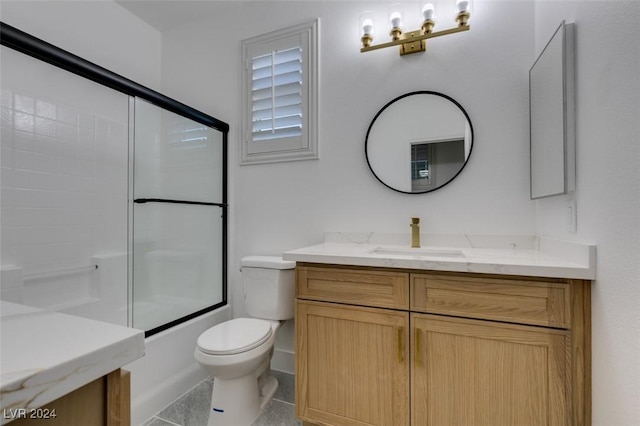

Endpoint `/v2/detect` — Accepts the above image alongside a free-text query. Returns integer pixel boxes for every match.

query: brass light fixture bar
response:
[361,25,469,55]
[360,1,471,56]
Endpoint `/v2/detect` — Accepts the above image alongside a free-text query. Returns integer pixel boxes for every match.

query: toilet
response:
[194,256,296,426]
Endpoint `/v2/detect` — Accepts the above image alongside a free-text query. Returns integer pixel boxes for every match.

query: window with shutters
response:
[241,20,318,164]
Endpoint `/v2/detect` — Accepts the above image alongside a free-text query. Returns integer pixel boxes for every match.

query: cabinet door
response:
[411,314,570,426]
[296,300,409,426]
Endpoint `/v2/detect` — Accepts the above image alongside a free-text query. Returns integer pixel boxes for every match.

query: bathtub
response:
[125,304,230,426]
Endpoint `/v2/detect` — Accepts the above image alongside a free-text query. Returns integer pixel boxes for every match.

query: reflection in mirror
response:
[366,91,473,194]
[411,143,432,191]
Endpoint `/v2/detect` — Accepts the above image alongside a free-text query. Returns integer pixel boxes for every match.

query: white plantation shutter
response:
[241,20,318,164]
[251,47,302,142]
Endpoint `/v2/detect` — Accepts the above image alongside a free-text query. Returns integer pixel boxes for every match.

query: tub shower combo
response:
[0,22,229,423]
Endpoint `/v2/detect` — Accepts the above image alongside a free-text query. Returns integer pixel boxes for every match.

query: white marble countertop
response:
[283,233,596,280]
[0,301,145,424]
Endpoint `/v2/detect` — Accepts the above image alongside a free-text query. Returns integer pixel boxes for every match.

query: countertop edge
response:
[283,238,596,280]
[284,252,595,280]
[0,303,145,420]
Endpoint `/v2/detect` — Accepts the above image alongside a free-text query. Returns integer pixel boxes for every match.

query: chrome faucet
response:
[410,217,420,248]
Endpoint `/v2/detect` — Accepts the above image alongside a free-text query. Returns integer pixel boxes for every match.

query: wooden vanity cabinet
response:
[296,301,409,426]
[10,369,131,426]
[295,264,591,426]
[411,315,570,426]
[296,266,410,426]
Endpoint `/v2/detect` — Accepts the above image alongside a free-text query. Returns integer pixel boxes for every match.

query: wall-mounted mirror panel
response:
[365,91,473,194]
[530,21,575,199]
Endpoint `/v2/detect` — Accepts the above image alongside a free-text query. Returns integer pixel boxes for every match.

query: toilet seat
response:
[197,318,273,355]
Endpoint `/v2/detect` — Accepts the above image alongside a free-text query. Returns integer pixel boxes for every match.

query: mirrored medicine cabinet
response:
[365,91,473,194]
[530,20,575,199]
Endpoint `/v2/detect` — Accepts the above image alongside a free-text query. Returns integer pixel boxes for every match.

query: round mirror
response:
[365,91,473,194]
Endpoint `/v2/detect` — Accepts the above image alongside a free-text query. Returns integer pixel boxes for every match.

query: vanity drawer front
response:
[297,266,409,309]
[410,274,570,328]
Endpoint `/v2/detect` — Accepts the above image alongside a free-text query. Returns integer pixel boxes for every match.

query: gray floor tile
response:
[272,370,295,404]
[142,417,179,426]
[251,400,301,426]
[147,371,297,426]
[156,380,213,426]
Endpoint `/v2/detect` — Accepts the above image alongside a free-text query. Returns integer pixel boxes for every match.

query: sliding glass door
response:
[132,98,226,334]
[1,22,228,337]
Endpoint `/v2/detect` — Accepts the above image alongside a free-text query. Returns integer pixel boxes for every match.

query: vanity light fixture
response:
[360,0,471,56]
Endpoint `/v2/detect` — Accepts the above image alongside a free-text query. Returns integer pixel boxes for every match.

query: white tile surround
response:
[284,232,596,280]
[0,87,128,278]
[1,47,129,321]
[0,301,144,425]
[0,42,230,426]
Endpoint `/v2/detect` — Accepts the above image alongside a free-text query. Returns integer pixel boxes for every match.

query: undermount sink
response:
[370,246,466,258]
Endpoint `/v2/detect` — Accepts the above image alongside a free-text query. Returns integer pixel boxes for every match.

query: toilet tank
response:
[241,256,296,320]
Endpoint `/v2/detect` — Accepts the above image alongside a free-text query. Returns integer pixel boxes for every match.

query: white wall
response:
[533,1,640,425]
[160,1,536,353]
[159,0,534,373]
[0,0,162,91]
[159,1,640,422]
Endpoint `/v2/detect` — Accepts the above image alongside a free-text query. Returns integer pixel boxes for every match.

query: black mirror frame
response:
[365,90,474,195]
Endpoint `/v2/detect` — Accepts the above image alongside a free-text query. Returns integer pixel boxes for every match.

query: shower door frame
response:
[1,22,229,337]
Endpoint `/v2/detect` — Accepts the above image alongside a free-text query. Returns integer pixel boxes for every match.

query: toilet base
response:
[207,373,279,426]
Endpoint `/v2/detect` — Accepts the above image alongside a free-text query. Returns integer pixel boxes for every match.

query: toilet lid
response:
[197,318,273,355]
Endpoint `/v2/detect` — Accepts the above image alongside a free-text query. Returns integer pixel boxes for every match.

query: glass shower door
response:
[132,98,226,334]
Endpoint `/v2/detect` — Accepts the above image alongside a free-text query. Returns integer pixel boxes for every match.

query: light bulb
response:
[422,3,434,21]
[362,18,374,36]
[456,0,470,13]
[389,11,402,29]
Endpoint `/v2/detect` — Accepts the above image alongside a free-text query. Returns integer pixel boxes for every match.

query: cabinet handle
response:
[397,327,404,363]
[415,328,422,366]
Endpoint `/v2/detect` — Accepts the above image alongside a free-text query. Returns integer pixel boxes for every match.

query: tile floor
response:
[142,370,300,426]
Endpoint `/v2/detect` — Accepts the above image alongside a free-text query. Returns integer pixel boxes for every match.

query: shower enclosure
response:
[0,22,228,336]
[132,98,226,334]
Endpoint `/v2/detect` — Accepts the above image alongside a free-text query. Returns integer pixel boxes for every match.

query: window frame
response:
[240,19,319,165]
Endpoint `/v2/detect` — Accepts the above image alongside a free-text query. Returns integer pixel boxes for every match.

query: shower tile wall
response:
[0,47,129,324]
